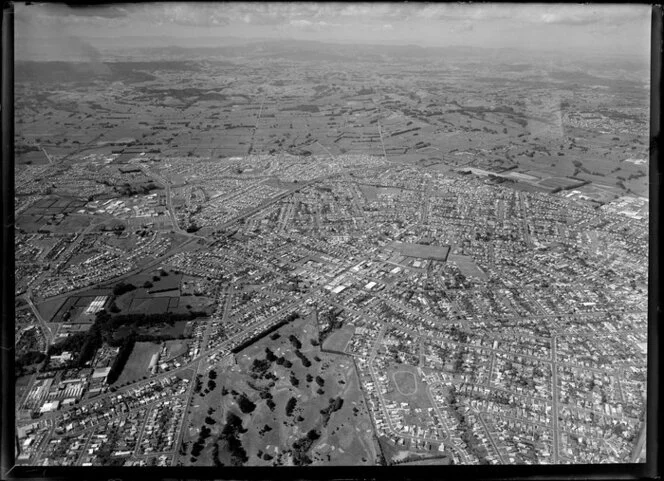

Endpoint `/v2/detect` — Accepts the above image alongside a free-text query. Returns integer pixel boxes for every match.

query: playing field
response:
[393,370,418,395]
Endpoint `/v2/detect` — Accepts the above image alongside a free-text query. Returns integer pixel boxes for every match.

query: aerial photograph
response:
[12,2,651,468]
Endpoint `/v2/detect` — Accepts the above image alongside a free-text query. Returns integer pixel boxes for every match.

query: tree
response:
[285,397,297,416]
[113,282,136,296]
[238,393,256,414]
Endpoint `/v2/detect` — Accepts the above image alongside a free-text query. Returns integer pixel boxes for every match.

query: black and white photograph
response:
[6,1,656,473]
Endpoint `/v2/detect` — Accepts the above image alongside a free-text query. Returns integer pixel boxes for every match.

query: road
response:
[478,412,505,463]
[38,144,54,164]
[551,336,560,463]
[170,369,199,466]
[424,383,450,441]
[377,123,388,161]
[23,293,54,345]
[629,412,647,462]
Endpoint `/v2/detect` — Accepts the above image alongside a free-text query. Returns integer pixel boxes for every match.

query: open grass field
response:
[16,215,49,233]
[382,363,432,408]
[162,339,189,361]
[358,184,378,202]
[393,370,418,396]
[36,297,67,323]
[128,296,171,314]
[113,341,162,386]
[322,325,355,353]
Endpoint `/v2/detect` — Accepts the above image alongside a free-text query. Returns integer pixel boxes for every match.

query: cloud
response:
[156,5,230,27]
[287,18,340,31]
[412,3,649,27]
[231,3,330,25]
[535,6,648,27]
[61,4,129,19]
[228,3,405,26]
[15,3,131,32]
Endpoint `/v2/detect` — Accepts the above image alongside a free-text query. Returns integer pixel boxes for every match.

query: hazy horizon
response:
[15,2,652,60]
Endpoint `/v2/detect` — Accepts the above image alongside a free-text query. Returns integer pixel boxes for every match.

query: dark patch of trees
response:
[219,412,248,466]
[288,334,302,349]
[285,397,297,417]
[294,350,311,367]
[265,347,277,362]
[291,429,321,465]
[193,375,203,394]
[238,393,256,414]
[15,351,46,376]
[115,181,159,197]
[113,282,136,296]
[320,397,344,426]
[190,424,212,457]
[251,358,272,377]
[276,356,293,368]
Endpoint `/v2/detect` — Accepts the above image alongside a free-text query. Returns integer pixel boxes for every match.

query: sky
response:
[15,2,652,56]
